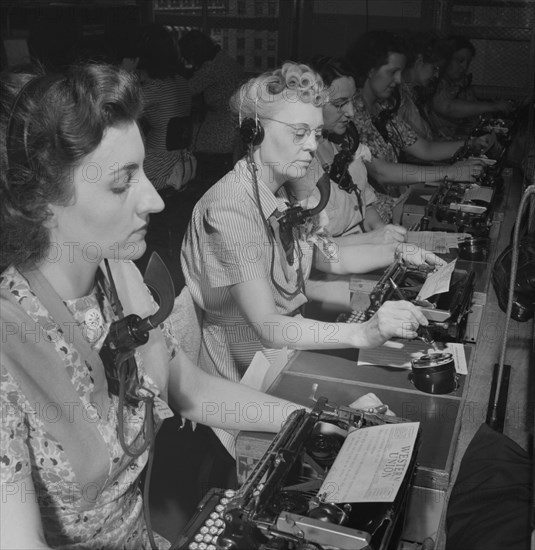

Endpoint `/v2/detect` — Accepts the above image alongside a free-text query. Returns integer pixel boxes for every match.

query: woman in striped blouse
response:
[181,62,444,402]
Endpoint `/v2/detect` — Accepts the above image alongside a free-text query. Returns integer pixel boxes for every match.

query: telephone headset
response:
[7,74,174,550]
[372,85,403,156]
[239,96,331,299]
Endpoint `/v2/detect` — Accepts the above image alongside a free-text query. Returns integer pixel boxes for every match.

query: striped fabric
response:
[181,159,315,382]
[181,158,323,455]
[141,75,192,190]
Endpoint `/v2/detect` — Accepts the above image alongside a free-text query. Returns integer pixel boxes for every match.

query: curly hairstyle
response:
[0,62,143,269]
[345,30,408,88]
[229,61,327,123]
[399,31,445,69]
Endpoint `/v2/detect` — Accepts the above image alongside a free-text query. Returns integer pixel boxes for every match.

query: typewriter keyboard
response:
[338,310,367,324]
[186,489,236,550]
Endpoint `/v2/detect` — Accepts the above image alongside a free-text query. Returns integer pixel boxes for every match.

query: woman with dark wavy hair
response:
[0,62,300,549]
[346,30,490,222]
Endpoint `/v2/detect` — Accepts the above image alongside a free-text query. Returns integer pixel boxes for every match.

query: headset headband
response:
[6,73,60,172]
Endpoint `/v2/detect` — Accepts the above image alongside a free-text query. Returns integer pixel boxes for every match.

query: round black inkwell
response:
[410,353,459,394]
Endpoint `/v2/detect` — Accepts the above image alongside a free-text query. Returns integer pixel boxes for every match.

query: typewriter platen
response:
[174,398,420,550]
[349,261,475,343]
[423,180,496,237]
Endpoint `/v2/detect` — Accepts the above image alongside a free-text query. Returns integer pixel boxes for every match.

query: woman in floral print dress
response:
[0,62,299,550]
[345,30,491,222]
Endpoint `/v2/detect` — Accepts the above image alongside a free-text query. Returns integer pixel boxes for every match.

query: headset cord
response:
[103,260,158,550]
[247,148,306,300]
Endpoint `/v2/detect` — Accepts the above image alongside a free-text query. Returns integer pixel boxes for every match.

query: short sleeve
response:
[1,365,31,483]
[192,197,270,288]
[390,114,418,150]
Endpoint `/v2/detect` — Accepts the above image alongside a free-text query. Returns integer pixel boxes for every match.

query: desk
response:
[236,170,533,546]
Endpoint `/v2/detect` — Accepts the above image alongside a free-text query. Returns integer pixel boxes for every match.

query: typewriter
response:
[423,179,495,237]
[346,260,475,343]
[174,398,420,550]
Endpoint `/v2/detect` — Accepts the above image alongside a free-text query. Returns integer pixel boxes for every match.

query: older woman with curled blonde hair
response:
[181,61,440,451]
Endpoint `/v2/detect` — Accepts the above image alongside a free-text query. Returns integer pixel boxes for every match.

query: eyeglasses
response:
[260,117,324,144]
[328,93,357,113]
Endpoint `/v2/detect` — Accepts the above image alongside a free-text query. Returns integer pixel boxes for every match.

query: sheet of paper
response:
[407,231,470,252]
[445,342,468,375]
[261,347,290,392]
[240,348,290,391]
[318,422,420,503]
[463,186,494,203]
[417,260,456,302]
[240,351,271,391]
[357,340,428,369]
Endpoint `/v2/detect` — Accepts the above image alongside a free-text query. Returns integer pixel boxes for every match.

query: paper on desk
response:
[416,260,456,302]
[358,339,468,374]
[358,340,426,369]
[445,342,468,375]
[240,348,290,391]
[463,185,494,203]
[240,351,270,391]
[406,231,470,253]
[318,422,420,503]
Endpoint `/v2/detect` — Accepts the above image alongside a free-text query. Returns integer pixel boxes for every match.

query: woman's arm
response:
[432,93,514,120]
[1,477,51,549]
[315,242,444,276]
[404,137,463,162]
[225,276,428,352]
[167,346,302,431]
[364,157,486,185]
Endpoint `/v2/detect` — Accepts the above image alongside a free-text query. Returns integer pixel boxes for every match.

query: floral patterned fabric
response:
[0,265,178,549]
[427,76,478,139]
[352,90,418,221]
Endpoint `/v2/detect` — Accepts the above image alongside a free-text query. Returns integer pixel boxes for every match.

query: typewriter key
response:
[410,353,459,394]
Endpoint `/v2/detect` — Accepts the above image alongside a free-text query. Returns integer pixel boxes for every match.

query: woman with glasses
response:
[290,56,407,246]
[346,30,491,222]
[180,62,444,452]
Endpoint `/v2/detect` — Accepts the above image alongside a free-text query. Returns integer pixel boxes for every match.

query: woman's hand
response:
[396,243,446,268]
[358,300,429,347]
[366,224,407,244]
[349,392,396,416]
[447,159,487,182]
[469,133,496,155]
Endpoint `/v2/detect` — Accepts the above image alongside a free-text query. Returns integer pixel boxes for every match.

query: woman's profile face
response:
[323,76,356,135]
[258,98,323,183]
[367,52,406,101]
[413,56,438,87]
[47,123,164,264]
[446,47,473,81]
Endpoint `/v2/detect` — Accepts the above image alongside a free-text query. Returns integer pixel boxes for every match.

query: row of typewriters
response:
[173,117,515,550]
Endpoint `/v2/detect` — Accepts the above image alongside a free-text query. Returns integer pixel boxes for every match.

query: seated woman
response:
[291,55,407,246]
[136,24,194,191]
[346,30,490,222]
[427,35,515,139]
[398,31,444,141]
[0,62,303,550]
[180,62,443,407]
